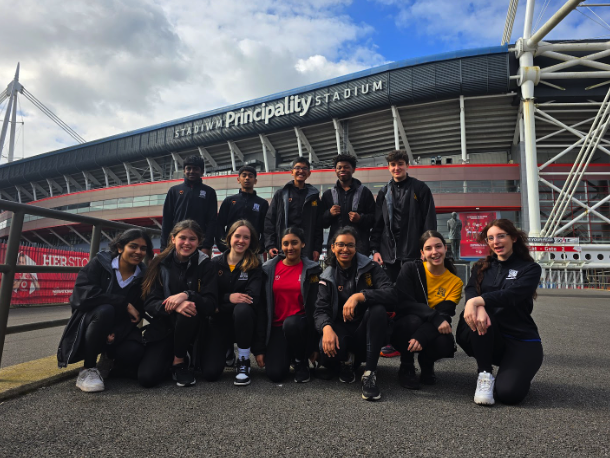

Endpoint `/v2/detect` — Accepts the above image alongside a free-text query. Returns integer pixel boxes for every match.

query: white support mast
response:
[0,63,85,163]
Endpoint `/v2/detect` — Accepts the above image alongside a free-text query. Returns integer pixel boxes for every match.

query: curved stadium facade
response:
[1,44,609,260]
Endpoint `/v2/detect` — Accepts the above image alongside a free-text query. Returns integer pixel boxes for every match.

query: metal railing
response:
[0,198,160,368]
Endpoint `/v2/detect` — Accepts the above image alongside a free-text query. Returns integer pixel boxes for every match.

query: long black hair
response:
[419,230,456,275]
[326,226,359,267]
[109,229,154,262]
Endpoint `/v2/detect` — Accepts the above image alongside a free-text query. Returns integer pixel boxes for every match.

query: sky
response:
[1,0,609,163]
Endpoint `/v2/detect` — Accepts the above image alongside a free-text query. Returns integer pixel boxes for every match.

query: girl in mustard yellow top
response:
[390,230,463,390]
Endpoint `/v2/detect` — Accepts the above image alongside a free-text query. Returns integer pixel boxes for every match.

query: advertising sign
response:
[459,211,497,258]
[0,244,89,306]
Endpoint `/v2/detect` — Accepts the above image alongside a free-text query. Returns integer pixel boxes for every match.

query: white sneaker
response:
[474,371,495,405]
[76,368,105,393]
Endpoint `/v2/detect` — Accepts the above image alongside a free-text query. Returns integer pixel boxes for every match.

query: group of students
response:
[57,149,543,405]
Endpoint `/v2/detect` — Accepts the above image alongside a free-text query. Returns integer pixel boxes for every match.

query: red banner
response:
[0,244,89,306]
[459,211,497,258]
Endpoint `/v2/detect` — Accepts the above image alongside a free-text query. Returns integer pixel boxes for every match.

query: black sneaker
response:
[172,362,196,387]
[234,357,251,386]
[294,359,310,383]
[225,348,236,368]
[339,361,356,384]
[361,370,381,401]
[398,364,420,390]
[420,362,437,385]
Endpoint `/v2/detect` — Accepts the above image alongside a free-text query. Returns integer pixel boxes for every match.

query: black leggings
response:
[466,324,543,405]
[174,313,201,359]
[319,304,387,371]
[83,304,115,368]
[200,304,256,382]
[265,315,312,383]
[391,314,455,367]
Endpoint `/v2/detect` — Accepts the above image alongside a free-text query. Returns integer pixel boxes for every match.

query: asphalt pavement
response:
[0,291,608,457]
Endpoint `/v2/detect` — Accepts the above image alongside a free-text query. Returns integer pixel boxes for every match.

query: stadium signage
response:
[174,80,384,138]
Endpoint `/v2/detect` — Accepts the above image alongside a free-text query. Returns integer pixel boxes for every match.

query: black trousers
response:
[265,315,313,383]
[391,314,455,367]
[106,328,145,379]
[138,313,201,388]
[138,336,174,388]
[463,323,543,405]
[319,304,387,371]
[200,303,256,382]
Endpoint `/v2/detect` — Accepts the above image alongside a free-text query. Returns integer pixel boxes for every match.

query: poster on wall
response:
[460,211,497,259]
[0,244,89,306]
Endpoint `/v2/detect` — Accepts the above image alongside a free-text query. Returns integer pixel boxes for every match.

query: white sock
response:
[238,347,250,360]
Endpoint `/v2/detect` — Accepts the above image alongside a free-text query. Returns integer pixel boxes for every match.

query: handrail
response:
[0,198,161,368]
[0,198,159,231]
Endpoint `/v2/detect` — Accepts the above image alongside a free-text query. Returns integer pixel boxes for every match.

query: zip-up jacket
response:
[321,179,376,255]
[216,190,269,252]
[314,253,393,333]
[252,256,322,355]
[57,251,146,368]
[264,182,323,259]
[394,260,461,349]
[142,250,217,344]
[462,254,542,341]
[211,251,263,315]
[161,178,218,250]
[370,176,437,263]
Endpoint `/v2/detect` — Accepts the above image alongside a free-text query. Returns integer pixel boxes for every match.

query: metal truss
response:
[509,0,610,238]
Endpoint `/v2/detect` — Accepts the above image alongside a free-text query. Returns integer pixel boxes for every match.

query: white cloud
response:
[0,0,385,162]
[374,0,610,48]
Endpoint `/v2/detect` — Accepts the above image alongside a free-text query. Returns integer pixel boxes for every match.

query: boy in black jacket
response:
[321,154,376,255]
[370,150,437,282]
[216,166,269,253]
[161,155,217,256]
[264,157,323,261]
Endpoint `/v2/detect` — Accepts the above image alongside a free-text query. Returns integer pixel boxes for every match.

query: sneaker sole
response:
[76,384,105,393]
[294,377,310,383]
[380,351,401,358]
[474,396,495,405]
[362,393,381,401]
[176,380,196,387]
[234,379,251,386]
[339,376,356,384]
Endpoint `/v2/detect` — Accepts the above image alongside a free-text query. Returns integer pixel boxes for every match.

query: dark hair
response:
[184,155,205,170]
[333,154,356,169]
[291,157,311,168]
[224,219,260,272]
[280,226,306,244]
[474,219,536,298]
[109,229,154,262]
[326,226,359,267]
[238,165,257,178]
[419,230,456,275]
[142,220,204,297]
[386,150,409,164]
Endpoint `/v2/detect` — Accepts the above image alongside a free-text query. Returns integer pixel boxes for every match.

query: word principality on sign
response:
[174,80,384,138]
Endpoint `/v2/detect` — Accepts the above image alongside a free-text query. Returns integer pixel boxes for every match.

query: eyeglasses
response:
[334,242,356,249]
[293,166,310,172]
[485,233,508,243]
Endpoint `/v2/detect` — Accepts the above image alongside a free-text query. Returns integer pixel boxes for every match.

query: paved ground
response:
[0,291,608,457]
[1,305,71,368]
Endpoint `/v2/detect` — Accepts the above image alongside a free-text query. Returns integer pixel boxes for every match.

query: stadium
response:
[1,3,610,293]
